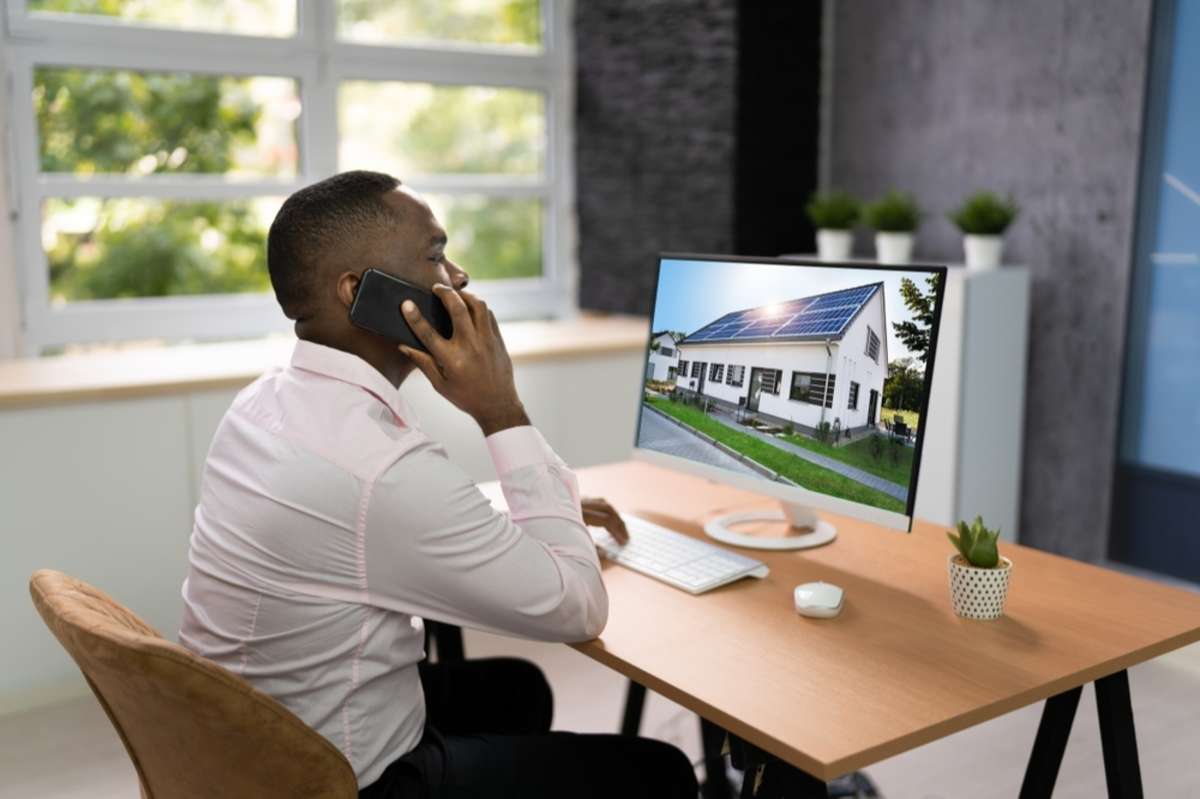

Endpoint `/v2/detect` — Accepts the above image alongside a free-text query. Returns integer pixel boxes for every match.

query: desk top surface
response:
[555,461,1200,780]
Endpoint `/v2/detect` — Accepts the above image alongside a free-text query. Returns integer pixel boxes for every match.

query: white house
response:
[645,330,681,382]
[674,283,888,433]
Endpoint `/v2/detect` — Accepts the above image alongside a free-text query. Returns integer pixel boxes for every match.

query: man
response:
[179,171,698,797]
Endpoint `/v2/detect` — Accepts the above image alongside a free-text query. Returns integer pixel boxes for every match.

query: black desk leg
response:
[753,762,827,799]
[700,718,733,799]
[1019,685,1082,799]
[1095,670,1143,799]
[425,621,465,663]
[621,681,647,736]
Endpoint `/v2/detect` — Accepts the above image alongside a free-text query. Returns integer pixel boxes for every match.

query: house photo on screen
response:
[637,257,943,516]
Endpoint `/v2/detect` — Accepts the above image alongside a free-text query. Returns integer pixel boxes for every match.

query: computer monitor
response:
[634,253,947,549]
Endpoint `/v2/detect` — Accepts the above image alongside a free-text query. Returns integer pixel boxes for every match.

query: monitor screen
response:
[636,255,946,520]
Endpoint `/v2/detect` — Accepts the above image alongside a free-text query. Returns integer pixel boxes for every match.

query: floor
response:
[3,629,1198,798]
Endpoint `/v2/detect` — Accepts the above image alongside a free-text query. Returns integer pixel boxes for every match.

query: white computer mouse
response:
[794,581,844,618]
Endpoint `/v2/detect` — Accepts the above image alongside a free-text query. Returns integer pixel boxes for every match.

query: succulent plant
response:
[948,516,1001,568]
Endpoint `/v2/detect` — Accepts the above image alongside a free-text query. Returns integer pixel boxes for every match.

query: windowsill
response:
[0,313,650,409]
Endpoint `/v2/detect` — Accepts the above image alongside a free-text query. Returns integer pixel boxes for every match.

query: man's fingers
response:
[431,284,473,335]
[398,344,446,391]
[582,498,629,544]
[458,290,491,333]
[402,300,450,357]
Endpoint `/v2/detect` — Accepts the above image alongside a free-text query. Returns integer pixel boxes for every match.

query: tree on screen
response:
[892,274,940,364]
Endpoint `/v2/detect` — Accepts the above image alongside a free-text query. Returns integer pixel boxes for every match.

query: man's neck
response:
[296,324,415,389]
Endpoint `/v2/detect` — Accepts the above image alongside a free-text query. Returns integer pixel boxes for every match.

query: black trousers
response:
[359,657,699,799]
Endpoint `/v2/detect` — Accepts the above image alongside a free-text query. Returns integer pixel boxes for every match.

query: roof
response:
[679,282,883,346]
[650,330,679,342]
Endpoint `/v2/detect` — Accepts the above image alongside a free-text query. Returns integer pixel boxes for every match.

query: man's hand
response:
[582,497,629,546]
[400,285,529,436]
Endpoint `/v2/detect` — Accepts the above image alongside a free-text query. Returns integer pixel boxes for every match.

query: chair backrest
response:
[29,570,357,799]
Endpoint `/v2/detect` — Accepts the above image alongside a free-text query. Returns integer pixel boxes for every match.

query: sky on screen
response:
[650,258,937,367]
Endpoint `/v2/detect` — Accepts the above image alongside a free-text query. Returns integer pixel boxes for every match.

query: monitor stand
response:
[703,501,837,551]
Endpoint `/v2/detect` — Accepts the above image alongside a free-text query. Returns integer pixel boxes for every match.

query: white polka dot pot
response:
[948,555,1012,620]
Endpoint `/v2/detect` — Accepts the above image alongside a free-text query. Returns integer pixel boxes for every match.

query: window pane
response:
[35,68,300,177]
[43,197,281,302]
[423,195,541,280]
[28,0,296,37]
[340,81,543,175]
[336,0,540,48]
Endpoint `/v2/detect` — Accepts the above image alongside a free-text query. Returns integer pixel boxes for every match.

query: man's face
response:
[364,186,470,293]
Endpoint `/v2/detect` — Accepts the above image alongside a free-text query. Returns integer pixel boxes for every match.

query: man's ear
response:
[335,271,361,310]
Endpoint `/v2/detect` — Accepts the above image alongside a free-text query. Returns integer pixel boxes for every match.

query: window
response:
[691,361,705,378]
[677,359,688,376]
[726,364,745,387]
[8,0,566,354]
[848,381,860,410]
[710,363,724,382]
[866,327,881,363]
[760,368,782,395]
[660,346,675,357]
[790,371,836,407]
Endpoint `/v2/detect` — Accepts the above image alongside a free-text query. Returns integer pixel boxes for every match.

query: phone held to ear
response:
[348,268,454,353]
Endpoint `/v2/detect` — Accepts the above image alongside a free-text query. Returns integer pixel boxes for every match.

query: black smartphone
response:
[348,268,454,352]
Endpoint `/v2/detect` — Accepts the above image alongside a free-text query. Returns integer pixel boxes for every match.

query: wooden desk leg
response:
[1095,670,1143,799]
[621,680,647,736]
[1019,685,1082,798]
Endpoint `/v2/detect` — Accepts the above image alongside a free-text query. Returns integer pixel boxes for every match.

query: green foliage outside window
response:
[34,0,544,303]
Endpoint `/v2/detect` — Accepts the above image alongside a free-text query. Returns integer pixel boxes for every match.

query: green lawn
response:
[780,431,914,486]
[645,398,905,513]
[882,406,920,429]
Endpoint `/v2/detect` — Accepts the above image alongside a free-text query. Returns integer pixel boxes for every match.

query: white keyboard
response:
[590,515,769,594]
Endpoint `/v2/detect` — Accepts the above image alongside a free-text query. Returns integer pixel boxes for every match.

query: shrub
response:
[869,433,884,462]
[864,191,923,232]
[948,191,1019,235]
[806,190,860,230]
[783,422,795,436]
[815,421,832,443]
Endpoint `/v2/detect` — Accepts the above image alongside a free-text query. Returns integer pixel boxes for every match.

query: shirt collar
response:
[290,339,412,423]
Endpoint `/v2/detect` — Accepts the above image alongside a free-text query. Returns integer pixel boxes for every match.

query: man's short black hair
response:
[267,170,402,320]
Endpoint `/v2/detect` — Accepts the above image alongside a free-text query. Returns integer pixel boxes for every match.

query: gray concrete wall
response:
[574,0,738,316]
[829,0,1153,560]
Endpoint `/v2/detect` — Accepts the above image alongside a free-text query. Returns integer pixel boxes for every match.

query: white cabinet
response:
[914,267,1031,542]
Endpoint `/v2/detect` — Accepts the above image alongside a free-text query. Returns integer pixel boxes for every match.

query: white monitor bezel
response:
[631,253,949,534]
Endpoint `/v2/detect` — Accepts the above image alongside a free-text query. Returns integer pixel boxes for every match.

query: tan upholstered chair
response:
[29,569,357,798]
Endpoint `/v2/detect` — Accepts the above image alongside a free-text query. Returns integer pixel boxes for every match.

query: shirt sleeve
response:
[362,426,608,642]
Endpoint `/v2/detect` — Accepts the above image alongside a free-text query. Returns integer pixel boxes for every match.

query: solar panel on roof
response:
[680,283,879,344]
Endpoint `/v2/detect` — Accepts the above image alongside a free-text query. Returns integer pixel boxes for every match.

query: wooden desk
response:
[561,461,1200,797]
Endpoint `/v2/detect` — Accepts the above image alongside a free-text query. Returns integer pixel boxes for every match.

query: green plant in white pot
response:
[864,191,922,264]
[806,190,860,260]
[946,516,1012,620]
[948,192,1019,270]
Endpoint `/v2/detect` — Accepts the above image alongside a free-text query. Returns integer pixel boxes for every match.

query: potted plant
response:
[864,191,922,264]
[948,192,1019,270]
[806,190,860,260]
[946,516,1012,620]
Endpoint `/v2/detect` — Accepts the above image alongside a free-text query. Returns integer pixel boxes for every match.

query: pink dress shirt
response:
[179,340,607,787]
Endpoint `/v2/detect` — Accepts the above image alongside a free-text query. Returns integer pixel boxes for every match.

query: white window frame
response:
[3,0,576,355]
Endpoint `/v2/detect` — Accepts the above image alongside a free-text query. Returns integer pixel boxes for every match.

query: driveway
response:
[636,407,760,477]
